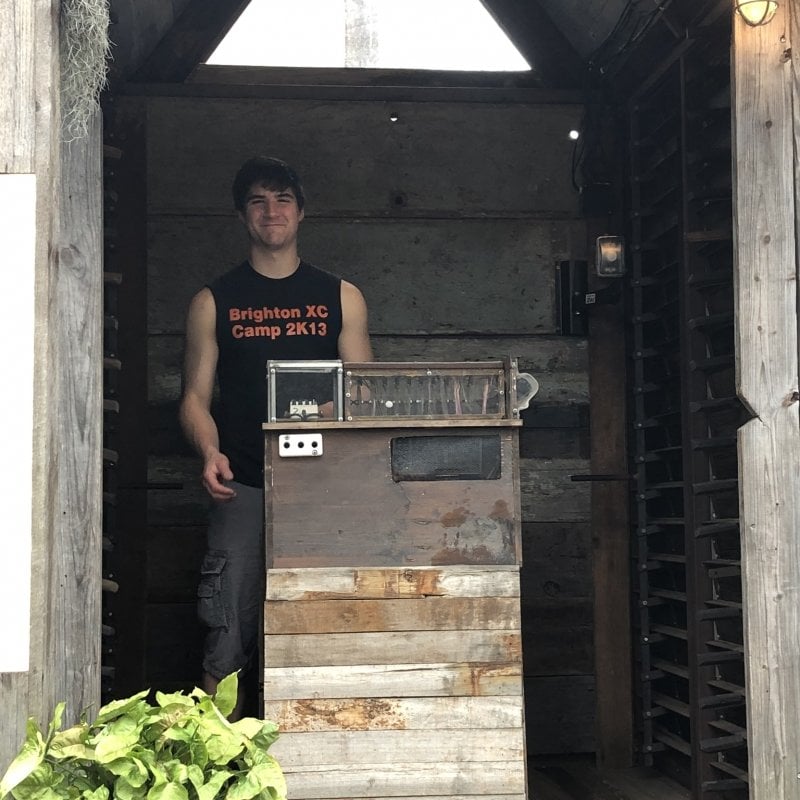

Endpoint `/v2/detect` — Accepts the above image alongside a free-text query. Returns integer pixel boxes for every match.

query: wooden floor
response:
[529,756,690,800]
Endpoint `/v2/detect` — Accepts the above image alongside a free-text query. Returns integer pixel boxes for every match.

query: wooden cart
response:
[262,360,536,800]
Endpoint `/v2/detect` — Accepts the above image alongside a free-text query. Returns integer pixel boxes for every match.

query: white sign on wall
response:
[0,174,36,673]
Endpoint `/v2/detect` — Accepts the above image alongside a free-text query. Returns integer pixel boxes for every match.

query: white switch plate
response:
[279,433,324,457]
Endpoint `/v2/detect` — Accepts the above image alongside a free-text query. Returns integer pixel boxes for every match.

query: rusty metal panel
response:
[265,427,520,568]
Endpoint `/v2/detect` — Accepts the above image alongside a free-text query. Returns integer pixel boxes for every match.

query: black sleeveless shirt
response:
[209,260,343,486]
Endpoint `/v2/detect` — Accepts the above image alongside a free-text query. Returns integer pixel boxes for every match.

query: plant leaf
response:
[93,692,149,727]
[193,771,232,800]
[15,787,65,800]
[154,693,194,710]
[223,773,260,800]
[112,776,148,800]
[145,782,188,800]
[252,758,285,797]
[198,727,243,768]
[48,725,92,761]
[186,738,208,772]
[81,788,110,800]
[3,762,62,800]
[0,719,47,798]
[212,674,238,719]
[225,761,285,800]
[185,766,203,794]
[248,722,279,753]
[104,757,148,789]
[44,705,66,748]
[92,717,141,764]
[228,720,260,741]
[161,762,189,786]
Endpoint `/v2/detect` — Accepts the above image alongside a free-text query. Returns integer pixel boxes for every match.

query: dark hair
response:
[232,156,305,212]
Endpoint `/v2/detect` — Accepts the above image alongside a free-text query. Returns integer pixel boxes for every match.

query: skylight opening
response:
[206,0,530,72]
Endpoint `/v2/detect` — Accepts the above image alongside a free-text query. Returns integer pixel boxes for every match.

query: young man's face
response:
[240,182,304,251]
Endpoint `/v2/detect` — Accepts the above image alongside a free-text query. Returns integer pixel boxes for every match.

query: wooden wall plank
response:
[521,599,593,676]
[266,566,520,601]
[265,630,521,668]
[148,334,589,406]
[264,562,527,796]
[734,10,798,411]
[524,675,595,754]
[520,521,593,676]
[263,695,524,731]
[270,728,525,766]
[145,97,583,216]
[263,662,522,699]
[148,456,590,529]
[188,63,562,91]
[521,521,591,598]
[0,0,44,761]
[0,1,35,171]
[148,455,208,526]
[733,5,800,798]
[18,0,61,747]
[148,216,571,336]
[52,110,104,718]
[265,596,520,634]
[587,293,631,765]
[519,457,590,521]
[280,761,526,799]
[2,0,66,772]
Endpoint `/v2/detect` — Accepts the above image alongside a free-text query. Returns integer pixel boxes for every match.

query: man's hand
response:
[202,450,236,501]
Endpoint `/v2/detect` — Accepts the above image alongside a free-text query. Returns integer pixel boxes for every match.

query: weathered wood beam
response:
[54,112,104,718]
[479,0,586,89]
[733,3,800,799]
[132,0,250,83]
[1,0,104,774]
[0,0,61,772]
[188,64,544,88]
[126,75,580,105]
[588,260,633,768]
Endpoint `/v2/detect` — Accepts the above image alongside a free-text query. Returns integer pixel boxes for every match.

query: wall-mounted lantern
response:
[735,0,778,25]
[596,235,626,277]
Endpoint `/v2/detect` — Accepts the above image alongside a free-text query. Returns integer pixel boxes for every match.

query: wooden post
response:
[732,3,800,799]
[0,0,102,770]
[588,277,633,769]
[54,112,104,717]
[0,0,61,769]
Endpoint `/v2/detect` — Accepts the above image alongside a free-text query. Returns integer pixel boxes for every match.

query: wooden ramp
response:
[264,565,527,800]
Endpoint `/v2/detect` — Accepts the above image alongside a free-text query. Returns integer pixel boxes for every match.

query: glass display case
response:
[266,358,538,423]
[266,359,343,422]
[345,361,507,420]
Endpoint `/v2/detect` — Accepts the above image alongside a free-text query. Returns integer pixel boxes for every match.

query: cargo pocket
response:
[197,551,228,629]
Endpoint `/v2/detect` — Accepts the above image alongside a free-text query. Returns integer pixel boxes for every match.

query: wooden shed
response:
[2,1,799,798]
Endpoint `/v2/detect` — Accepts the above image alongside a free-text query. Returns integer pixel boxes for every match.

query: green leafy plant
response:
[0,673,286,800]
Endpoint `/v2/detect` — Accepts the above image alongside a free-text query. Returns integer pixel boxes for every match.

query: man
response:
[179,156,372,717]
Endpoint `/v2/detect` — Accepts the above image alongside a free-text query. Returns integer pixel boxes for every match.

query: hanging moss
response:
[61,0,111,142]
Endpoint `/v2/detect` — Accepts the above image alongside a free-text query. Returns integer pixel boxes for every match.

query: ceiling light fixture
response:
[735,0,778,26]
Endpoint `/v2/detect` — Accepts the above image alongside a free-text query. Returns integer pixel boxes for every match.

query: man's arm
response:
[178,288,236,501]
[338,280,373,362]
